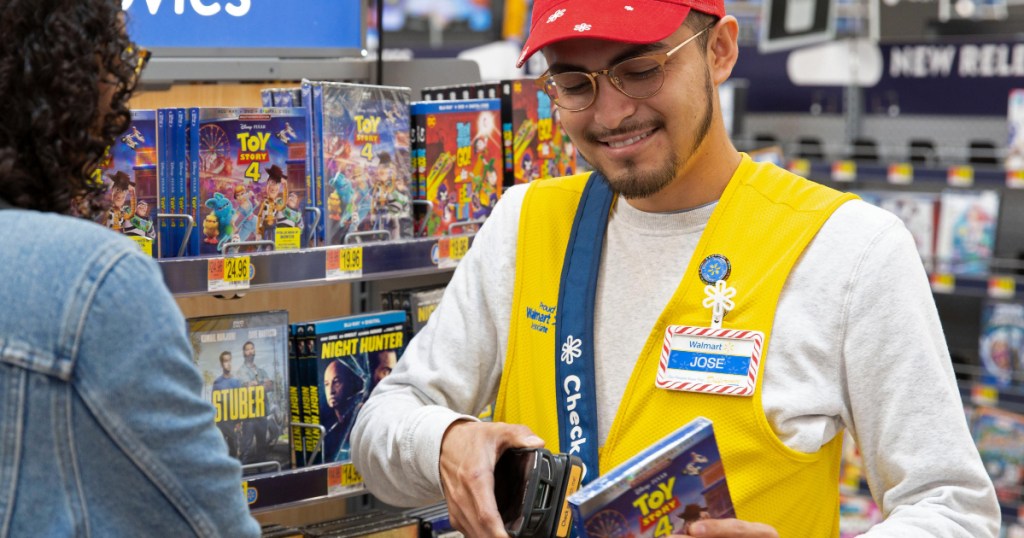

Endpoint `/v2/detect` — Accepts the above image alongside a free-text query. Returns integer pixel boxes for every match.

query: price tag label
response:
[988,276,1016,299]
[129,236,154,257]
[1007,169,1024,189]
[971,384,998,406]
[437,236,470,269]
[787,159,811,176]
[947,165,974,187]
[831,160,856,182]
[930,273,955,294]
[887,163,914,185]
[340,463,363,487]
[450,236,469,261]
[326,246,363,280]
[275,226,302,251]
[208,256,251,292]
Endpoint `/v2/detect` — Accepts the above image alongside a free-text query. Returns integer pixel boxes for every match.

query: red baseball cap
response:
[517,0,726,67]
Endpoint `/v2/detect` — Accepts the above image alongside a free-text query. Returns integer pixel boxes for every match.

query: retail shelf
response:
[928,270,1024,299]
[788,159,1020,189]
[159,235,474,297]
[245,461,366,513]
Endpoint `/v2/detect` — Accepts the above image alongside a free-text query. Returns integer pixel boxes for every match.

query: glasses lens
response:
[547,72,594,111]
[610,56,665,99]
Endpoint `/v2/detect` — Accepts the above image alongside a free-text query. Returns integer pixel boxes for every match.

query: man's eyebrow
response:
[547,41,668,73]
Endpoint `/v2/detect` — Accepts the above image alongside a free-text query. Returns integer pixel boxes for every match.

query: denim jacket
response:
[0,207,261,537]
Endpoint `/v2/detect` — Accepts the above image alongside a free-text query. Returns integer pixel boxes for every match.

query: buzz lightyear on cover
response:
[188,311,292,472]
[318,82,413,245]
[194,107,307,255]
[94,109,159,255]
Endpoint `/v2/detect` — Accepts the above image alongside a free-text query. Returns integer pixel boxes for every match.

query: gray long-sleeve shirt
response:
[352,183,1000,537]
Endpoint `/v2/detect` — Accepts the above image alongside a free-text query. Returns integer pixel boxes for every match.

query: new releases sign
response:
[123,0,364,55]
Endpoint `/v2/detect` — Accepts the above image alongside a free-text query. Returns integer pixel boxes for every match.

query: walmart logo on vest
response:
[525,301,556,334]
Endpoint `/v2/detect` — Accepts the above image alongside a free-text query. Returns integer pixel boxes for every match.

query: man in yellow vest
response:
[352,0,1000,535]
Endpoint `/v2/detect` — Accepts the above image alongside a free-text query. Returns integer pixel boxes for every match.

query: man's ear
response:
[708,16,740,86]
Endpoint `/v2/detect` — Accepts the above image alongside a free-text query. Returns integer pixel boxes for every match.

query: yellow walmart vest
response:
[495,155,856,537]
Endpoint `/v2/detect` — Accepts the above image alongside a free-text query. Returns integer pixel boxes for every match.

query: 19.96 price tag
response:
[326,246,363,280]
[438,236,469,269]
[208,256,251,292]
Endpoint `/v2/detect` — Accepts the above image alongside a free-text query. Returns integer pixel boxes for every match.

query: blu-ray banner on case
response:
[568,417,736,538]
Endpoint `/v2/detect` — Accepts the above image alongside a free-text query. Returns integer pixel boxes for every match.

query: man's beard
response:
[584,65,715,200]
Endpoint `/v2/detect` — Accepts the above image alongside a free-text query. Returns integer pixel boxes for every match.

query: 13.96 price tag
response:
[326,246,363,280]
[208,256,251,292]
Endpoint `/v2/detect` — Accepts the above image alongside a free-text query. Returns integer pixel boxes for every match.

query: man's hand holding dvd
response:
[440,421,546,537]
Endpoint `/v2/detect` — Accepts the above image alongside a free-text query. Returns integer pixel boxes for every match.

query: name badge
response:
[655,325,764,397]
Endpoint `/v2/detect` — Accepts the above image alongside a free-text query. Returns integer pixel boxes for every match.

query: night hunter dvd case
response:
[294,310,407,466]
[568,417,735,538]
[188,310,292,473]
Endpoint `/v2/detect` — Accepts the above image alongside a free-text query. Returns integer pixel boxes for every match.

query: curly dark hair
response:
[0,0,140,216]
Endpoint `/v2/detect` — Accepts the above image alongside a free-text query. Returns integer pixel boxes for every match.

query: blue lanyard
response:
[553,172,614,486]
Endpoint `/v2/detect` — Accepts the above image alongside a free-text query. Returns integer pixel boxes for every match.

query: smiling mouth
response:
[602,129,656,149]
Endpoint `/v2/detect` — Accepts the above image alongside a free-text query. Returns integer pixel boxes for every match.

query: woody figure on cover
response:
[105,170,136,232]
[256,164,287,241]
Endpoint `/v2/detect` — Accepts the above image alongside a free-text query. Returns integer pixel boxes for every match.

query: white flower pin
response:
[561,335,582,364]
[574,23,592,32]
[547,9,566,23]
[702,280,736,329]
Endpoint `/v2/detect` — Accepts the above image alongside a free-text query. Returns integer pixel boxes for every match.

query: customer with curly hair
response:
[0,2,261,535]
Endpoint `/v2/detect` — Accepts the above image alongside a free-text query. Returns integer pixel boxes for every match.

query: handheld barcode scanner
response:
[494,448,585,538]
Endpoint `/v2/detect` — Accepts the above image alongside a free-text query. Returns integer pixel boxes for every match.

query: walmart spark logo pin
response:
[698,254,731,285]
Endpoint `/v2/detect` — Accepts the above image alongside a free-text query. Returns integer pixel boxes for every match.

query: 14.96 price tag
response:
[326,246,363,280]
[208,256,251,292]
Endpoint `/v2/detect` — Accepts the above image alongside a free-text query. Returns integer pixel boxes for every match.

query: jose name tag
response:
[655,326,764,397]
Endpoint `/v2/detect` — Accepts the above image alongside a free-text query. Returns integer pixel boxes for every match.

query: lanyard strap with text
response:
[554,172,613,486]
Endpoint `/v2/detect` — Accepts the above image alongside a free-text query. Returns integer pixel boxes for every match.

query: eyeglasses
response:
[534,24,715,112]
[124,44,151,86]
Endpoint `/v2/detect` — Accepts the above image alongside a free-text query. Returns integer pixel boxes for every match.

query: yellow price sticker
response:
[887,163,914,185]
[223,256,251,282]
[129,236,153,257]
[787,159,811,176]
[1007,169,1024,189]
[831,160,856,182]
[988,276,1016,299]
[930,273,956,294]
[340,463,363,487]
[947,165,974,187]
[450,236,469,261]
[275,226,302,251]
[971,384,998,406]
[326,246,363,280]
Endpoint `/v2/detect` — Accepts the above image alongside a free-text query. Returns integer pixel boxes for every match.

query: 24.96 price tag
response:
[208,256,251,292]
